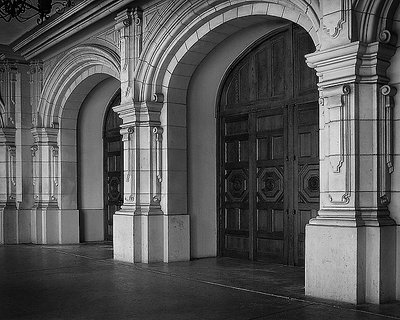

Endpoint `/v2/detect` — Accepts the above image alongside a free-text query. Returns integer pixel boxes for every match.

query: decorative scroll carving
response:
[30,145,38,187]
[322,0,349,39]
[51,146,59,202]
[7,145,16,200]
[327,84,351,205]
[31,144,38,200]
[134,8,143,69]
[125,127,134,182]
[379,30,393,44]
[125,126,135,202]
[29,61,43,127]
[115,8,142,102]
[152,126,163,205]
[153,93,164,103]
[0,60,18,128]
[153,127,163,183]
[378,85,397,205]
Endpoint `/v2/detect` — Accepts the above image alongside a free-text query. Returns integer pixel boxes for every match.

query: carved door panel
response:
[293,103,319,265]
[255,108,287,262]
[218,24,319,265]
[103,93,123,241]
[221,116,250,258]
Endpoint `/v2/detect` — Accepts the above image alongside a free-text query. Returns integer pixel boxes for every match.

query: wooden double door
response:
[103,93,123,241]
[218,25,319,265]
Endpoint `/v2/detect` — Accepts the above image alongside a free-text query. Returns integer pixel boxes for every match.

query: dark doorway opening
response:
[218,24,319,265]
[103,91,123,241]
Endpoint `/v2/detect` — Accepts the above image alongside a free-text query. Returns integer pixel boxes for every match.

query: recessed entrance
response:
[218,25,319,265]
[103,92,123,241]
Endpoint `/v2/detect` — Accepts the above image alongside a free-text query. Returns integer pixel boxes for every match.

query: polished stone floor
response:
[1,243,400,319]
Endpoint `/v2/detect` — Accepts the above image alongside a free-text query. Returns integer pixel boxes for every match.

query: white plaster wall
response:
[188,21,289,258]
[78,77,119,242]
[387,7,400,300]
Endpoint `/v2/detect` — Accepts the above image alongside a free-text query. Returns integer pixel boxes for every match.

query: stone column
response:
[0,128,17,244]
[31,126,60,244]
[113,7,190,263]
[0,60,21,244]
[305,35,397,303]
[113,101,166,263]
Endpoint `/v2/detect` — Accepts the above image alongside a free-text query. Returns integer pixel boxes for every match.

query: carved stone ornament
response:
[379,30,392,44]
[327,84,351,205]
[153,92,164,103]
[322,0,348,39]
[153,126,163,183]
[30,144,38,158]
[378,84,397,205]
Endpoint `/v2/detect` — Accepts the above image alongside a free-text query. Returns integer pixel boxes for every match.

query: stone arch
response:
[35,44,122,244]
[36,44,120,128]
[356,0,400,43]
[135,0,322,102]
[133,0,322,258]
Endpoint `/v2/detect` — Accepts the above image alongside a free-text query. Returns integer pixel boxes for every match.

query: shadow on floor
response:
[0,243,399,320]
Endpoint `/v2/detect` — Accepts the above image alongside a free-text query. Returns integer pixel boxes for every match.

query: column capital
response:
[31,126,58,144]
[0,127,16,143]
[306,40,396,88]
[115,8,134,32]
[113,100,163,127]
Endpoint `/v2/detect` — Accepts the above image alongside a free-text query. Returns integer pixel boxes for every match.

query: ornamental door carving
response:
[103,92,123,241]
[219,25,318,265]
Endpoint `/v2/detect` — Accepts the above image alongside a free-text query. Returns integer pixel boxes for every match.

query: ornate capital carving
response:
[30,145,38,158]
[115,9,133,32]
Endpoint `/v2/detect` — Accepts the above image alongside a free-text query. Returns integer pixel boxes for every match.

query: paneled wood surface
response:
[103,93,123,241]
[219,25,318,265]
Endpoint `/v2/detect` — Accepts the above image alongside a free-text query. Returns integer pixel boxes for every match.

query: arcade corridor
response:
[1,244,400,319]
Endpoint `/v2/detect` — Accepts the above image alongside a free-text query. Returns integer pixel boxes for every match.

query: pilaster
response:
[305,35,397,304]
[113,7,189,263]
[115,7,143,103]
[113,100,164,262]
[0,60,22,244]
[30,126,60,244]
[0,128,17,244]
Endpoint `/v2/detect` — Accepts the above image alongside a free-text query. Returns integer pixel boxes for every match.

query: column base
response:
[17,209,31,243]
[164,214,190,262]
[305,219,396,304]
[0,205,18,244]
[113,212,190,263]
[59,209,79,244]
[31,207,79,244]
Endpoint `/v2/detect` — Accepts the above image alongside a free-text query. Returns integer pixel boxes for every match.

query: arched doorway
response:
[218,24,318,265]
[103,91,123,241]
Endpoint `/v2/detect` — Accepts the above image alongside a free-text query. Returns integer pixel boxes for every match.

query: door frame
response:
[216,25,291,258]
[216,24,319,263]
[102,90,123,241]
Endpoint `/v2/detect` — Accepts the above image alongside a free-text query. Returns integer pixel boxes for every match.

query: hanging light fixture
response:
[0,0,74,24]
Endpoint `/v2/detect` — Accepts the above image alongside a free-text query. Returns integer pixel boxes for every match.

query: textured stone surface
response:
[1,244,400,319]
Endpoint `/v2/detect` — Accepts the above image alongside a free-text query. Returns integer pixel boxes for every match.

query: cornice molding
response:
[12,0,133,60]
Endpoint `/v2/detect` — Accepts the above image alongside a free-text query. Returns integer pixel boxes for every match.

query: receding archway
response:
[77,77,120,242]
[102,90,123,241]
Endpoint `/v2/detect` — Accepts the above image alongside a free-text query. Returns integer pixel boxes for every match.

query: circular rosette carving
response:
[225,169,248,201]
[257,167,284,203]
[108,176,121,201]
[299,164,319,203]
